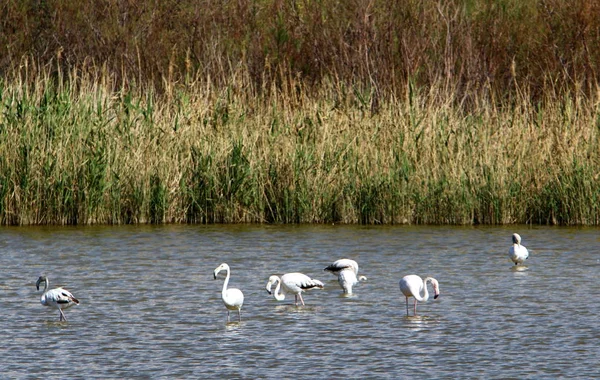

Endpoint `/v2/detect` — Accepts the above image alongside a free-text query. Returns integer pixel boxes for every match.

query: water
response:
[1,225,599,378]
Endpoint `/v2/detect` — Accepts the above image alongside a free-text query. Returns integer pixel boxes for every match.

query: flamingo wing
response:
[43,288,79,308]
[282,273,324,293]
[324,259,359,275]
[509,244,529,264]
[399,275,422,298]
[224,288,244,310]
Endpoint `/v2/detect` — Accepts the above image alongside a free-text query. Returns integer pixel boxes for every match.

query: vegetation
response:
[0,0,599,225]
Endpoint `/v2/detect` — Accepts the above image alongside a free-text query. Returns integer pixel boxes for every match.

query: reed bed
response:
[1,0,599,225]
[1,63,599,225]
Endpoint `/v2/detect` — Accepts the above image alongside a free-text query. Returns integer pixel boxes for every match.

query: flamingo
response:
[36,276,80,322]
[324,258,367,294]
[509,233,529,266]
[399,275,440,316]
[266,273,324,306]
[213,263,244,322]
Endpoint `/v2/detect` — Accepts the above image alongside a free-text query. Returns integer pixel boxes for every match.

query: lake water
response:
[1,225,599,378]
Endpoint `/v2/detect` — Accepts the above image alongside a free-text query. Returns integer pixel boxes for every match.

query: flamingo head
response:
[512,233,521,245]
[36,276,47,291]
[265,275,279,294]
[213,263,229,279]
[431,278,440,299]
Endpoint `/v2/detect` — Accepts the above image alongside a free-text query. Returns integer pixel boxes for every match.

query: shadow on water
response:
[272,304,322,314]
[224,321,244,330]
[511,265,530,272]
[43,320,72,328]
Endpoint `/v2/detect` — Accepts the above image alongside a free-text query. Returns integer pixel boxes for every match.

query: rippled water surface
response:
[2,225,599,378]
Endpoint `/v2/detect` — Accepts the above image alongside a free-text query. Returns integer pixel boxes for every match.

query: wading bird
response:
[266,273,324,306]
[36,276,80,322]
[213,263,244,322]
[324,258,367,294]
[509,233,530,266]
[399,275,440,316]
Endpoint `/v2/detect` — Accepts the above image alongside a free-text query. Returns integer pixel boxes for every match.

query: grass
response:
[0,63,599,225]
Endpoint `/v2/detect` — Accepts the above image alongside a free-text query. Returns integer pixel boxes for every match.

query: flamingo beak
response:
[434,294,440,299]
[266,281,273,294]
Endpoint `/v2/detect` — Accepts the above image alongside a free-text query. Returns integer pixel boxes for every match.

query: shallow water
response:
[1,225,599,378]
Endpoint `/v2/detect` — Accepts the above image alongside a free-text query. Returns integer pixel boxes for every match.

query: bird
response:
[213,263,244,322]
[399,275,440,316]
[36,275,80,322]
[266,273,324,306]
[324,258,367,294]
[509,233,529,266]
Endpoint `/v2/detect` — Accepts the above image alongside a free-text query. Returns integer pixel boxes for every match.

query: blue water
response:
[1,225,599,378]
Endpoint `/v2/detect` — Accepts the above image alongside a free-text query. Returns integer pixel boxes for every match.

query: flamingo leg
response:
[238,309,242,322]
[59,309,67,321]
[298,293,305,306]
[226,310,230,322]
[405,297,410,316]
[413,300,418,316]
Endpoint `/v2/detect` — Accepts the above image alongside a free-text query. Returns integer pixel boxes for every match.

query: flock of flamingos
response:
[35,233,530,323]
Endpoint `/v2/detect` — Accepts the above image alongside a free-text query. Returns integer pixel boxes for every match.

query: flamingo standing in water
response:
[509,233,530,266]
[36,276,80,322]
[213,263,244,322]
[266,273,324,306]
[399,275,440,316]
[324,258,367,294]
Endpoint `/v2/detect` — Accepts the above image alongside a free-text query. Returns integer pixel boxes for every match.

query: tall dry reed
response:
[0,61,599,225]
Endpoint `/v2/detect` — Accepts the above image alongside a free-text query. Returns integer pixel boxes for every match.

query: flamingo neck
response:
[273,278,285,301]
[342,282,353,294]
[38,279,49,304]
[221,268,230,297]
[39,279,49,293]
[416,278,430,302]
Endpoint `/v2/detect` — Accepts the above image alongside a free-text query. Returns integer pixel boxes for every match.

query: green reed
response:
[0,67,599,225]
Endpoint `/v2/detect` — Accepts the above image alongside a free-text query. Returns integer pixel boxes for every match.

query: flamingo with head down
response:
[324,258,367,294]
[266,273,324,306]
[399,274,440,316]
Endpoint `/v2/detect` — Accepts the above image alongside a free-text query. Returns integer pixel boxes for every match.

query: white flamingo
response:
[399,275,440,316]
[324,258,367,294]
[509,233,530,266]
[36,276,80,322]
[266,273,324,306]
[213,263,244,322]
